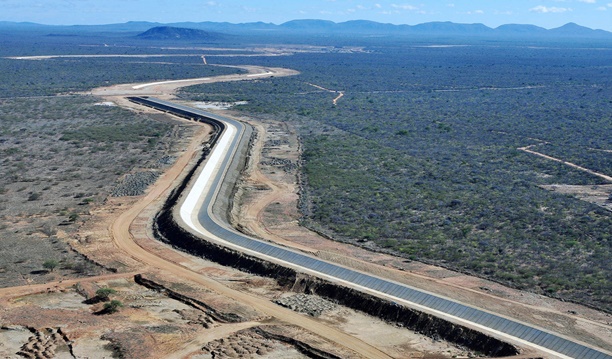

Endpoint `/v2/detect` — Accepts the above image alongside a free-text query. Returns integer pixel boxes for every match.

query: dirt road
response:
[91,65,299,97]
[0,271,139,299]
[519,144,612,183]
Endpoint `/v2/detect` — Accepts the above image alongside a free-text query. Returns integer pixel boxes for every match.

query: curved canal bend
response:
[129,96,611,359]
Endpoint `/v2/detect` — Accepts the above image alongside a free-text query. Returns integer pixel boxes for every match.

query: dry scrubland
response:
[0,96,195,287]
[179,45,612,311]
[0,31,609,357]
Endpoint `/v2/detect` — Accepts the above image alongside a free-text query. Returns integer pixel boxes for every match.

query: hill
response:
[136,26,223,41]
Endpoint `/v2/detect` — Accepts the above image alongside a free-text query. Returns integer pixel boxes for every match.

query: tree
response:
[95,288,116,301]
[68,213,79,222]
[103,300,123,314]
[42,259,59,272]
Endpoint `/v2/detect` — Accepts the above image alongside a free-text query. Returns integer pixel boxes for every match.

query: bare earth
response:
[1,58,610,358]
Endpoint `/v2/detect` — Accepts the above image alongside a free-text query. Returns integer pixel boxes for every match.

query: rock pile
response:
[175,309,215,329]
[202,329,280,358]
[264,139,288,147]
[274,294,336,317]
[260,157,297,173]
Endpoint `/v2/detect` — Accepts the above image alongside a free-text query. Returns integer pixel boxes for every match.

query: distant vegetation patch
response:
[0,56,240,97]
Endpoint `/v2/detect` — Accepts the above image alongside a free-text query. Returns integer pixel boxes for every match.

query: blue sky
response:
[1,0,611,31]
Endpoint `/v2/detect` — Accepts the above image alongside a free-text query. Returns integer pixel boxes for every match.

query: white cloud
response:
[205,1,218,6]
[374,3,382,8]
[529,5,572,13]
[241,6,257,13]
[447,3,455,7]
[345,4,369,13]
[391,4,419,11]
[597,5,607,9]
[578,0,596,3]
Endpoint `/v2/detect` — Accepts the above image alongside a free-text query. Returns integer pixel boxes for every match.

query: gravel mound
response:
[265,139,289,147]
[111,171,159,197]
[274,294,336,317]
[202,329,279,358]
[261,157,297,173]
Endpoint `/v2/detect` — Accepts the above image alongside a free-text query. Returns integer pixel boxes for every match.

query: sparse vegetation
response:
[103,299,124,314]
[96,288,117,301]
[27,192,41,201]
[0,53,241,98]
[0,93,194,287]
[42,259,59,272]
[60,123,166,143]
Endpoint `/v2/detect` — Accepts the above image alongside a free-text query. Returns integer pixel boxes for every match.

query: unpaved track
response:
[306,81,345,105]
[519,144,612,183]
[0,271,139,299]
[232,121,317,253]
[91,65,299,97]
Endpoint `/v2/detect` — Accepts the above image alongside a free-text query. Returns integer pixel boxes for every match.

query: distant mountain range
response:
[276,19,612,37]
[0,19,610,39]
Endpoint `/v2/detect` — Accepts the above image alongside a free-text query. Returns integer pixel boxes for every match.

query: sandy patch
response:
[194,101,248,110]
[541,184,612,211]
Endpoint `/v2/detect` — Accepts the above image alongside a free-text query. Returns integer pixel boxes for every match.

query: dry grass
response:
[0,95,196,287]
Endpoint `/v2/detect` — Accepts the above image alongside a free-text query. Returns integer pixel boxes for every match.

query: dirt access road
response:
[90,64,299,98]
